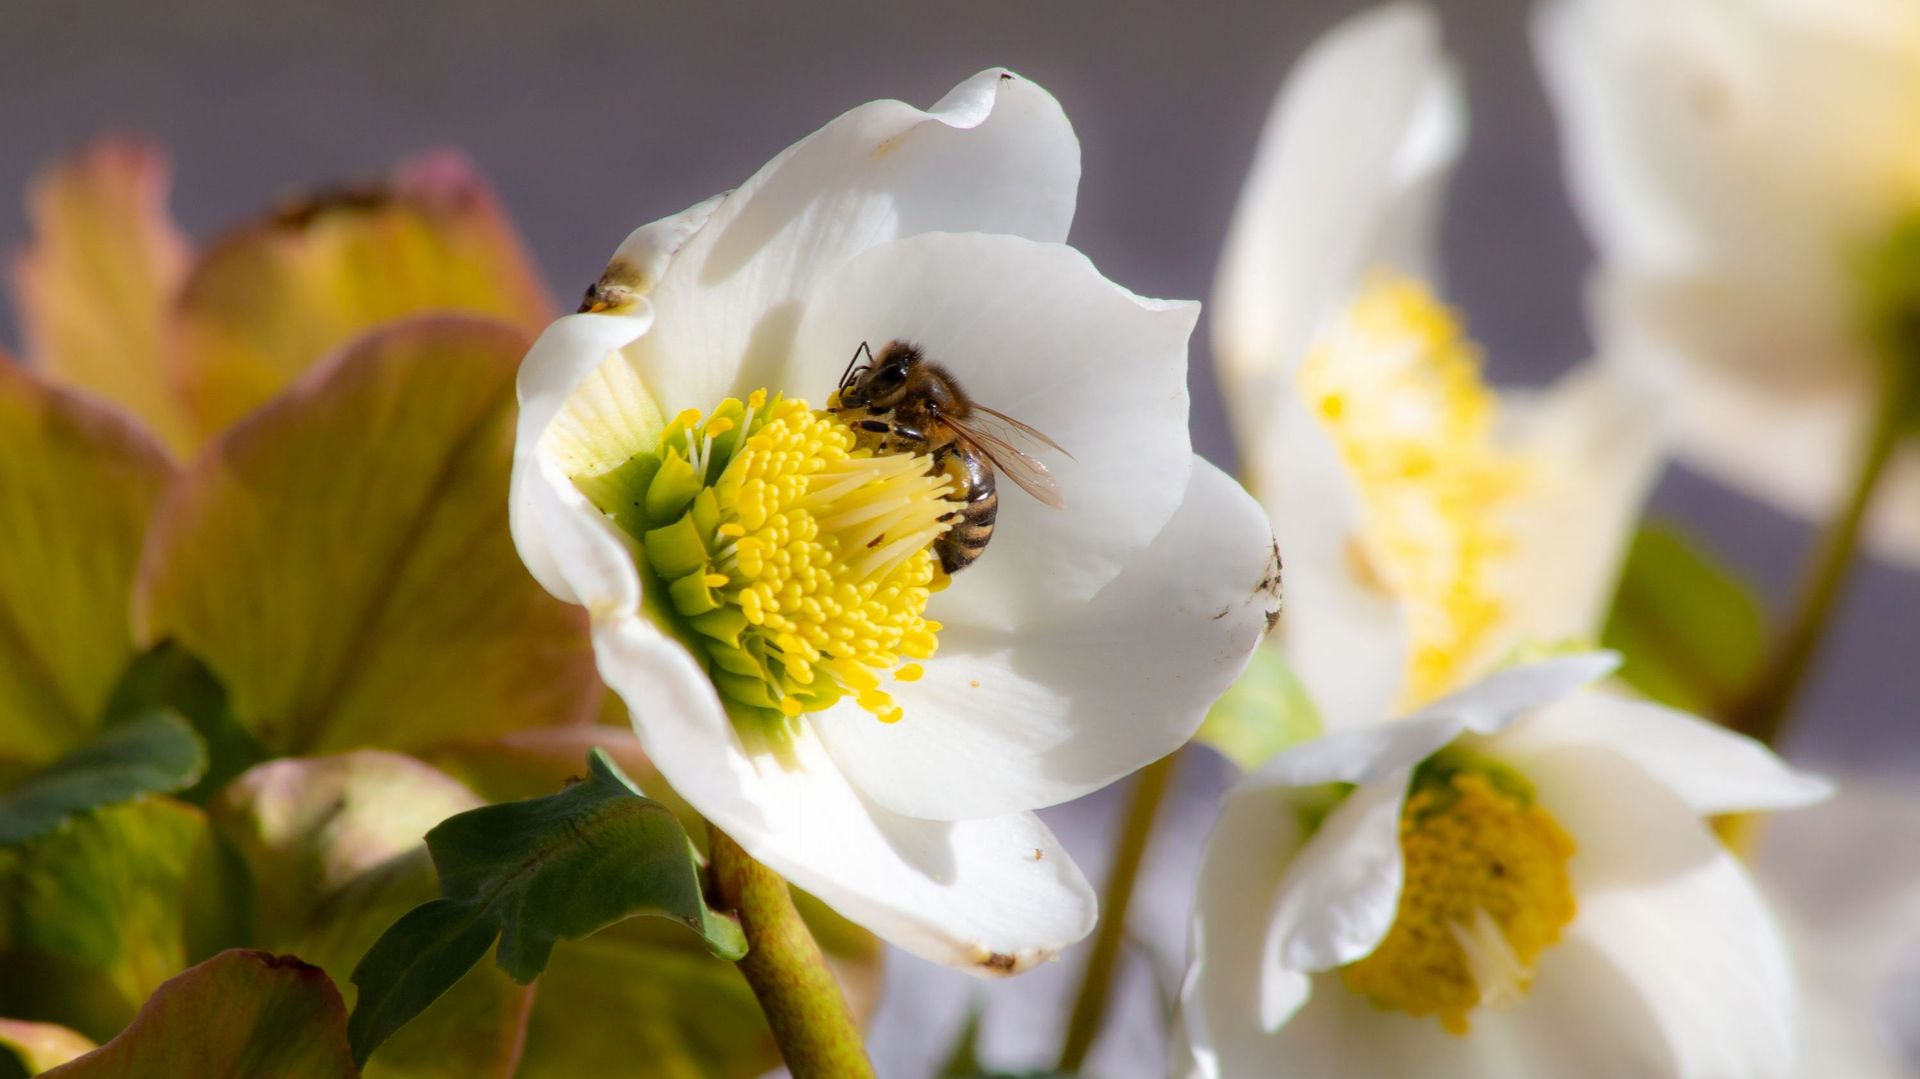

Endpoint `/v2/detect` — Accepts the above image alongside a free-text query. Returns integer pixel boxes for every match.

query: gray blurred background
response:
[4,2,1915,1075]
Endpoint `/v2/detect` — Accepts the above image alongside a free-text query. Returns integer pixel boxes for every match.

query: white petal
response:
[1497,690,1832,815]
[810,463,1273,818]
[1495,364,1667,648]
[1213,0,1463,443]
[1261,771,1411,987]
[1182,781,1310,1079]
[1237,654,1614,796]
[625,69,1080,416]
[590,613,1095,973]
[1259,389,1411,735]
[1760,774,1920,1078]
[1401,652,1620,735]
[1522,738,1801,1078]
[509,311,653,610]
[791,231,1197,630]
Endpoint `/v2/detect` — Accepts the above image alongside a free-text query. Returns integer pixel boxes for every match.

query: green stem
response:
[1723,372,1910,746]
[1056,752,1179,1073]
[708,825,875,1079]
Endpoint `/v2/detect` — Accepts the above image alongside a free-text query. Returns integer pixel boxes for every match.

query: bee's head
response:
[837,340,921,409]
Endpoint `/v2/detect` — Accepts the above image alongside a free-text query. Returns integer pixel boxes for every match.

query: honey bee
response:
[831,340,1067,573]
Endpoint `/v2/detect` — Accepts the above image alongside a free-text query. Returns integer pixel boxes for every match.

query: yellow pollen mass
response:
[1299,274,1528,705]
[636,392,955,730]
[1338,765,1577,1035]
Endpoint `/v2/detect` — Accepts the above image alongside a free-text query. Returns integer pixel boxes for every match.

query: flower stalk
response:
[1056,751,1179,1072]
[707,825,875,1079]
[1723,363,1914,747]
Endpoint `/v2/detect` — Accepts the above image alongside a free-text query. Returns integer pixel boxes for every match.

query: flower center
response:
[620,390,955,729]
[1337,753,1577,1035]
[1298,274,1528,705]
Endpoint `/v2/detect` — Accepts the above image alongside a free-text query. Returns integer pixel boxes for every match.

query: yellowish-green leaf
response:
[0,1019,96,1075]
[133,317,598,756]
[10,139,194,452]
[39,949,355,1078]
[1601,524,1765,716]
[516,917,768,1079]
[1193,643,1321,772]
[171,151,552,440]
[0,798,242,1041]
[0,361,175,776]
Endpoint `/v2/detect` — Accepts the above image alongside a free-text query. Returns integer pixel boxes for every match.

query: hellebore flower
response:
[1180,653,1830,1078]
[1537,0,1920,564]
[509,71,1279,972]
[1212,2,1663,735]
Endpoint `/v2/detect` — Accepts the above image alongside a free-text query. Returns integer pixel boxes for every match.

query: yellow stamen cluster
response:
[1338,764,1577,1035]
[1299,274,1528,704]
[638,391,954,728]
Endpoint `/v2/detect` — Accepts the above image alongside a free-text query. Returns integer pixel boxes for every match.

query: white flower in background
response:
[1213,2,1664,733]
[1536,0,1920,564]
[509,71,1278,973]
[1757,773,1920,1076]
[1180,653,1831,1078]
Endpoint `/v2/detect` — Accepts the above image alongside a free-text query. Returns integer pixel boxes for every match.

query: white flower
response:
[1214,2,1664,731]
[1756,773,1920,1076]
[1180,653,1831,1078]
[508,71,1278,974]
[1536,0,1920,564]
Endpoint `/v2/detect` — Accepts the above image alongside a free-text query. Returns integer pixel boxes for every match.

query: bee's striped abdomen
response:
[936,449,997,574]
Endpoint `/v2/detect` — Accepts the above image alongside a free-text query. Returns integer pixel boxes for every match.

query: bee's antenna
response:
[839,340,874,390]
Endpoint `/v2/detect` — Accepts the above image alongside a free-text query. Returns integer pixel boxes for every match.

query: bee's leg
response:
[851,417,927,455]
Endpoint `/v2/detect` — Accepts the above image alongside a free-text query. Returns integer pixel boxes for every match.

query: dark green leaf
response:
[40,949,356,1078]
[344,899,501,1067]
[346,749,745,1066]
[1601,524,1765,715]
[1193,643,1321,771]
[100,642,265,803]
[0,713,205,845]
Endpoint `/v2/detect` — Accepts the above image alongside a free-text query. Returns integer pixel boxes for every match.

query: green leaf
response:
[0,712,205,844]
[0,361,175,777]
[1601,524,1765,715]
[0,1020,96,1076]
[347,750,745,1066]
[1193,643,1322,771]
[39,949,356,1078]
[100,642,264,803]
[132,316,600,758]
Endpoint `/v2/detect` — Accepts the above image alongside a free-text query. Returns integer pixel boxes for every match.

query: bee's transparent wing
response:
[945,414,1066,510]
[971,404,1075,459]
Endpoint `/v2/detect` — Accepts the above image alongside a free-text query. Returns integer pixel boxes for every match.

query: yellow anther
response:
[672,407,703,428]
[1299,274,1527,705]
[647,392,955,727]
[1338,765,1576,1035]
[894,663,925,683]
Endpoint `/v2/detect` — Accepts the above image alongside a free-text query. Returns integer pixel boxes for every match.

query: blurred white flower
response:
[1758,773,1920,1076]
[1180,653,1831,1078]
[1537,0,1920,564]
[508,70,1277,974]
[1214,2,1663,733]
